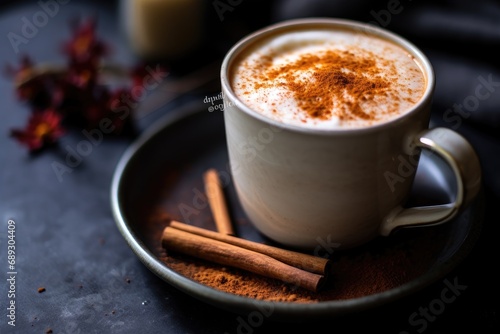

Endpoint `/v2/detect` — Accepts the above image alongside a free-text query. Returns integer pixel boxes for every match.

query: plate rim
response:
[110,101,484,320]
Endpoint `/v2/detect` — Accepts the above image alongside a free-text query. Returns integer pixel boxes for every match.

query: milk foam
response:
[231,29,426,129]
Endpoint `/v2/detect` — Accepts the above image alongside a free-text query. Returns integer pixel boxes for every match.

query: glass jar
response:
[120,0,205,60]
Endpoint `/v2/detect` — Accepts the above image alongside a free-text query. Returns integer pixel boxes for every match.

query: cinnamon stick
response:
[168,220,331,275]
[203,168,234,235]
[162,226,325,292]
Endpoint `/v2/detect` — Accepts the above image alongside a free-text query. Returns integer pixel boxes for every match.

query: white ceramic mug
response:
[220,18,482,250]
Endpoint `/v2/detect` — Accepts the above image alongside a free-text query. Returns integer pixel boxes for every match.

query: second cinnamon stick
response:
[203,168,234,235]
[162,226,325,292]
[168,220,331,275]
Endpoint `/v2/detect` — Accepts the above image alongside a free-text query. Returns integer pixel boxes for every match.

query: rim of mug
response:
[220,17,435,136]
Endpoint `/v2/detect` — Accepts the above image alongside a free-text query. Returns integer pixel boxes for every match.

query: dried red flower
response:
[10,108,66,152]
[6,16,163,153]
[65,60,99,89]
[62,17,108,68]
[62,17,108,91]
[4,55,53,106]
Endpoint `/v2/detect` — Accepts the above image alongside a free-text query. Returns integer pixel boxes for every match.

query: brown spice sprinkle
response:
[152,211,444,303]
[248,49,398,122]
[37,287,46,293]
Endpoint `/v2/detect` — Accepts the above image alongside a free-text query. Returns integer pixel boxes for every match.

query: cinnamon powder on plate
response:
[150,209,443,303]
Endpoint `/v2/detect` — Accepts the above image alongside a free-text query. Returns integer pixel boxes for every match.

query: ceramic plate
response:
[111,101,484,321]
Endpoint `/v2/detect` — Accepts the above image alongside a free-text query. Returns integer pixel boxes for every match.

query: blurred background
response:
[2,0,499,128]
[0,1,498,333]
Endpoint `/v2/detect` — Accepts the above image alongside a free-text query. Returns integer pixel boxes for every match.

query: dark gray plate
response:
[110,101,484,321]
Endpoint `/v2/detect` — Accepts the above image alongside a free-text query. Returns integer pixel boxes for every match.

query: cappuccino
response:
[230,28,426,129]
[222,19,481,249]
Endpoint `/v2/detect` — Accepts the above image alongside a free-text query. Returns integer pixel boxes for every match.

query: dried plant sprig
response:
[5,16,169,153]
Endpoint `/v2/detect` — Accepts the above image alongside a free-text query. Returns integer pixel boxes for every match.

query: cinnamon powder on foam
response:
[234,46,422,126]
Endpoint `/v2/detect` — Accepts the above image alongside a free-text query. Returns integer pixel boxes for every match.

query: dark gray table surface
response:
[1,1,499,333]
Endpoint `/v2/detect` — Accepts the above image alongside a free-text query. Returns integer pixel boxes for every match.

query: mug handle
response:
[380,127,482,236]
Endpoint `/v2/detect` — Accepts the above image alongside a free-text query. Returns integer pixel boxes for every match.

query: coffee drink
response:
[222,19,480,249]
[230,27,426,129]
